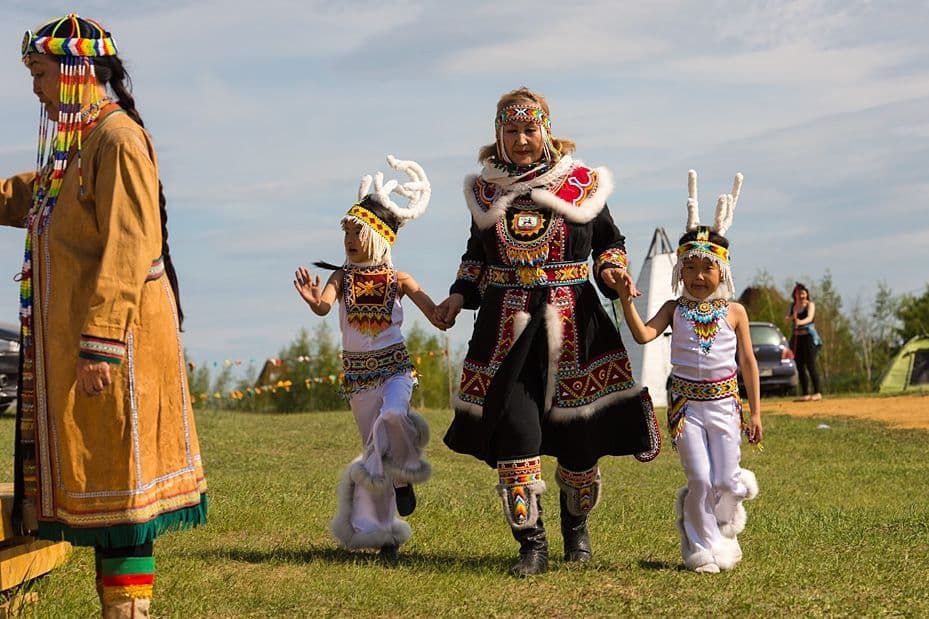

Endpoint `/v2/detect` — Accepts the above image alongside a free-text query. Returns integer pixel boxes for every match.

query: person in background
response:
[1,15,207,617]
[786,283,823,401]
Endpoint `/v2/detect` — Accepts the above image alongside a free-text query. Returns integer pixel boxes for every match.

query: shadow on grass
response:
[200,545,514,573]
[637,559,680,571]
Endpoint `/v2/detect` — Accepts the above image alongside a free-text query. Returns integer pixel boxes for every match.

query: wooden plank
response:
[0,484,14,544]
[0,539,70,592]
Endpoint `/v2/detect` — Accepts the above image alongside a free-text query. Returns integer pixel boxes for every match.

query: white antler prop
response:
[384,154,431,222]
[357,155,431,224]
[685,169,700,231]
[713,172,743,236]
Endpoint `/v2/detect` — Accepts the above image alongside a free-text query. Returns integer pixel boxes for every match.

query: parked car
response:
[0,322,20,413]
[740,321,798,397]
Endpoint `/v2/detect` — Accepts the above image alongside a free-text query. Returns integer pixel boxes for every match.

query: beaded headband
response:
[21,15,117,59]
[677,227,730,263]
[494,102,559,164]
[345,203,397,246]
[495,104,551,129]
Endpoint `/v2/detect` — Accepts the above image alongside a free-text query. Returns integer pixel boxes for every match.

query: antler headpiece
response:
[341,155,431,266]
[672,170,744,300]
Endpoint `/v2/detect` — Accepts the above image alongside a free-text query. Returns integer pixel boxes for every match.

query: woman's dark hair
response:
[677,228,730,249]
[35,18,184,327]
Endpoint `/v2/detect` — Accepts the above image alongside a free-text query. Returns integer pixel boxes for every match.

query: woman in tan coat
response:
[1,14,206,617]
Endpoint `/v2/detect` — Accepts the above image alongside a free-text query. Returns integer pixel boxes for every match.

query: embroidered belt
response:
[485,261,589,289]
[669,373,739,401]
[146,256,165,281]
[668,372,740,446]
[341,342,413,397]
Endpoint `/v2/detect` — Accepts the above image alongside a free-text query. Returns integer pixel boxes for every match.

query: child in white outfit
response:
[294,156,443,559]
[617,171,763,573]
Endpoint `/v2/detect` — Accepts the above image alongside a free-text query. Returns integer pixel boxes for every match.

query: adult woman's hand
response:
[435,293,465,328]
[77,358,112,396]
[602,267,640,298]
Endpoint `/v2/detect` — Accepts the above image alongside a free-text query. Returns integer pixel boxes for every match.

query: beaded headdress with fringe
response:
[18,14,119,353]
[671,170,744,301]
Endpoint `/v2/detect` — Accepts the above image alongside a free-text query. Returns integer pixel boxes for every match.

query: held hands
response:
[434,294,464,330]
[77,358,112,397]
[294,266,323,308]
[602,267,640,302]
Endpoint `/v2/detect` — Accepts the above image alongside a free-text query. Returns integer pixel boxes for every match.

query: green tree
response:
[810,272,862,392]
[896,284,929,344]
[404,322,451,409]
[849,282,901,389]
[741,270,789,326]
[272,324,344,413]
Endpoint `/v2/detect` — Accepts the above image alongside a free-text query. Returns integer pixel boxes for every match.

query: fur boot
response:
[559,491,592,562]
[510,499,548,577]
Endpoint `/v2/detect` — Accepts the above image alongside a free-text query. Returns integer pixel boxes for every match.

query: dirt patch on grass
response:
[766,393,929,430]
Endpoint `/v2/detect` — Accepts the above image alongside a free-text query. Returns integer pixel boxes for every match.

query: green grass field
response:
[4,405,929,618]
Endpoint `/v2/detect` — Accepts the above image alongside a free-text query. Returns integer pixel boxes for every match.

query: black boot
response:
[560,491,592,562]
[509,502,548,577]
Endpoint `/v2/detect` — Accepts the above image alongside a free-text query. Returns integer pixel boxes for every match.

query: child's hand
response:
[602,268,640,301]
[747,413,763,444]
[294,266,323,307]
[435,294,464,329]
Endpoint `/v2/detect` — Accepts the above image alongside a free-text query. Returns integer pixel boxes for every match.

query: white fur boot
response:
[675,486,718,573]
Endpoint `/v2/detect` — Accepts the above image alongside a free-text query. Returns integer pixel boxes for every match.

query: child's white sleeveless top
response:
[670,302,738,382]
[338,286,405,353]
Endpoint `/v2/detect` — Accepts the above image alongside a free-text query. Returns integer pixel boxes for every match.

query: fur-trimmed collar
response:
[464,157,615,229]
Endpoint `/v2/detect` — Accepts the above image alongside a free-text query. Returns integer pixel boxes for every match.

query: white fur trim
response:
[512,310,531,343]
[529,166,614,224]
[330,459,412,549]
[543,304,564,414]
[719,503,747,539]
[381,411,432,484]
[350,458,391,492]
[740,468,759,501]
[714,536,743,570]
[464,174,510,230]
[547,385,644,422]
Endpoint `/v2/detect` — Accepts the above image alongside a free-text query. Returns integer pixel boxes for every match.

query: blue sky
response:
[1,1,927,370]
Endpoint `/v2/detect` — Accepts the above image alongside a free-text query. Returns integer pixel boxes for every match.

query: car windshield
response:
[750,324,783,346]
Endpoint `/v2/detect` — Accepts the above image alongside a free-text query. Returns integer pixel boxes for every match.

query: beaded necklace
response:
[677,298,729,355]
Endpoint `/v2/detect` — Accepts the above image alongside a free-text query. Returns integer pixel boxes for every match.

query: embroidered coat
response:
[0,110,206,546]
[443,157,659,466]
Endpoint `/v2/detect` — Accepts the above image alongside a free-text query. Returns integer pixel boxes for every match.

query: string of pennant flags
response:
[190,349,450,403]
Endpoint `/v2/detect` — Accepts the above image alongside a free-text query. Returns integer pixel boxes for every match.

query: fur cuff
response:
[740,469,759,501]
[718,503,747,539]
[496,479,546,530]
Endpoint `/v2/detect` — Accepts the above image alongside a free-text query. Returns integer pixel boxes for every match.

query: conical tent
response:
[878,335,929,393]
[614,228,677,407]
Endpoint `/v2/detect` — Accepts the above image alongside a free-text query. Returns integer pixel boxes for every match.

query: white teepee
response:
[615,228,677,407]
